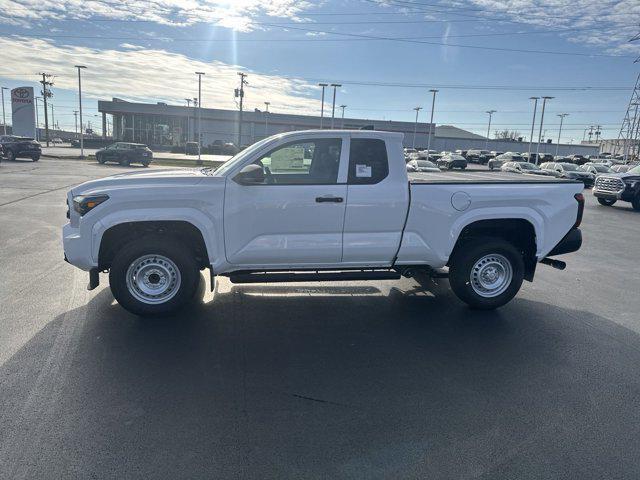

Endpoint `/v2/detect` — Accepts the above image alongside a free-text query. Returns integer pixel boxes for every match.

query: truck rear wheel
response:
[109,237,199,316]
[449,238,524,310]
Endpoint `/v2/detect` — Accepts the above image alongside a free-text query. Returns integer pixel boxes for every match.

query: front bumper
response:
[547,227,582,257]
[63,223,96,271]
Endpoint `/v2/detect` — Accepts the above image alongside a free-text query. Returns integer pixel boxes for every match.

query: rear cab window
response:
[348,138,389,185]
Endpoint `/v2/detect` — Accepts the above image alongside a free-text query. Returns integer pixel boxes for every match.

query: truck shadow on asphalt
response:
[3,281,640,479]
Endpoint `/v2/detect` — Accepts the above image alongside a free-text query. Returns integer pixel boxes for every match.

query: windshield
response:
[208,137,274,176]
[415,160,435,167]
[518,163,538,170]
[592,165,611,172]
[560,163,579,171]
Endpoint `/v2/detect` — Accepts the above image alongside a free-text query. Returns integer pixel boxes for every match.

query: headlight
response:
[73,194,109,215]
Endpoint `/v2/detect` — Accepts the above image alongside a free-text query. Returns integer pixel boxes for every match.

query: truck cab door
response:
[341,137,410,266]
[223,135,349,267]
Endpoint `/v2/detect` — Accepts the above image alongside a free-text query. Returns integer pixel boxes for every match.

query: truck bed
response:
[409,171,577,184]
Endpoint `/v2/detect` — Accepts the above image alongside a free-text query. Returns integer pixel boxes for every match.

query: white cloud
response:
[465,0,640,54]
[0,0,315,31]
[0,36,320,114]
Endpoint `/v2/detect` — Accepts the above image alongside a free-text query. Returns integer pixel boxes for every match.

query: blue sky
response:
[0,0,638,142]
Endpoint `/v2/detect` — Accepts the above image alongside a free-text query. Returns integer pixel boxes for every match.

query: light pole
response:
[528,97,539,158]
[1,86,7,135]
[339,104,346,128]
[318,83,328,128]
[485,110,496,150]
[185,98,191,143]
[74,65,87,158]
[34,97,40,140]
[426,89,438,153]
[330,83,341,129]
[412,106,422,149]
[535,96,553,163]
[264,101,270,137]
[195,71,205,164]
[555,113,568,156]
[73,110,78,139]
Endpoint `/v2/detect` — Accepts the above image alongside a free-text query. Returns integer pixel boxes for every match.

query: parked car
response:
[540,162,595,187]
[466,149,491,164]
[437,154,467,170]
[593,164,640,210]
[538,153,554,163]
[501,161,553,176]
[489,152,524,170]
[454,149,468,158]
[580,163,613,175]
[611,164,632,173]
[185,141,199,155]
[522,152,540,164]
[490,151,504,158]
[407,159,440,172]
[95,142,153,166]
[569,154,589,165]
[63,129,584,315]
[0,135,41,161]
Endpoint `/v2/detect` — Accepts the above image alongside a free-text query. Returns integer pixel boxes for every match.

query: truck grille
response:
[595,176,624,193]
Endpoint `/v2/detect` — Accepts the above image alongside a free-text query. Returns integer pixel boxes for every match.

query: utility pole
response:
[236,72,248,148]
[426,89,438,153]
[588,125,594,142]
[330,83,341,129]
[264,101,270,137]
[1,86,7,135]
[34,97,40,140]
[485,110,496,150]
[535,96,553,163]
[40,73,53,146]
[528,97,539,158]
[50,104,55,132]
[73,110,78,139]
[412,106,422,149]
[195,71,205,164]
[185,98,191,143]
[339,104,346,128]
[556,113,568,156]
[318,83,328,128]
[75,65,87,158]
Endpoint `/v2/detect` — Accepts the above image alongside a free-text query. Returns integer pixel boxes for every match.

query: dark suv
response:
[593,164,640,210]
[0,135,41,161]
[95,142,153,166]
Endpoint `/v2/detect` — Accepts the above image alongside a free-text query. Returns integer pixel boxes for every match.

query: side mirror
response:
[234,164,265,185]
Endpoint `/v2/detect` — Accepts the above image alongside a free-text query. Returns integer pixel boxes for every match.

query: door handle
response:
[315,196,344,203]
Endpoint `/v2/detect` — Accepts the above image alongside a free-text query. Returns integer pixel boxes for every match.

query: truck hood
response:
[71,168,208,195]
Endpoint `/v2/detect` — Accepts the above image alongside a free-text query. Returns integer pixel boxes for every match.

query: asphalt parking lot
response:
[1,157,640,479]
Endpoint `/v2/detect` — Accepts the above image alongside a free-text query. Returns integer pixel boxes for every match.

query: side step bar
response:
[228,269,401,284]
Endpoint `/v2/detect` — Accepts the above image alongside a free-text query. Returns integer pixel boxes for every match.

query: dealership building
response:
[97,98,598,156]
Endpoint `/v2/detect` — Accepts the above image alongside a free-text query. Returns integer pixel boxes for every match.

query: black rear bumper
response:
[547,227,582,257]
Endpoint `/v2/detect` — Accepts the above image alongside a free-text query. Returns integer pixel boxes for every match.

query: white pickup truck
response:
[63,130,584,316]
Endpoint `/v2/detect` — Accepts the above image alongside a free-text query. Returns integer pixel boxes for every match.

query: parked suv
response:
[540,162,594,187]
[0,135,41,161]
[489,152,524,170]
[95,142,153,166]
[466,149,491,164]
[593,164,640,210]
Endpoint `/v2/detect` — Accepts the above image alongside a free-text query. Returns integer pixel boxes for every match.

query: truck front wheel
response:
[109,237,200,316]
[449,238,524,310]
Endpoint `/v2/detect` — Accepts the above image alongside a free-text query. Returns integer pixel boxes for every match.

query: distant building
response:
[97,98,598,156]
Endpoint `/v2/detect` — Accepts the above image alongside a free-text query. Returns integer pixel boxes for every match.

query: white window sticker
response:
[355,164,372,178]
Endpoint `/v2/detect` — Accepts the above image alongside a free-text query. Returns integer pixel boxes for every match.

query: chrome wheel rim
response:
[125,254,181,304]
[470,254,512,298]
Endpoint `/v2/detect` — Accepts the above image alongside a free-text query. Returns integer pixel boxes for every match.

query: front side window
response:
[251,138,342,185]
[348,138,389,185]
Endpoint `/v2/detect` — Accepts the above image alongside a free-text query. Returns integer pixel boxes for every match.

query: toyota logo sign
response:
[13,88,29,99]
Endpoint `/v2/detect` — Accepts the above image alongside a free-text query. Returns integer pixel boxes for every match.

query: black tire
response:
[597,198,616,207]
[489,165,494,171]
[119,156,130,166]
[96,153,105,164]
[32,155,40,162]
[142,161,150,167]
[449,237,525,310]
[632,196,640,211]
[109,237,200,316]
[6,149,15,161]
